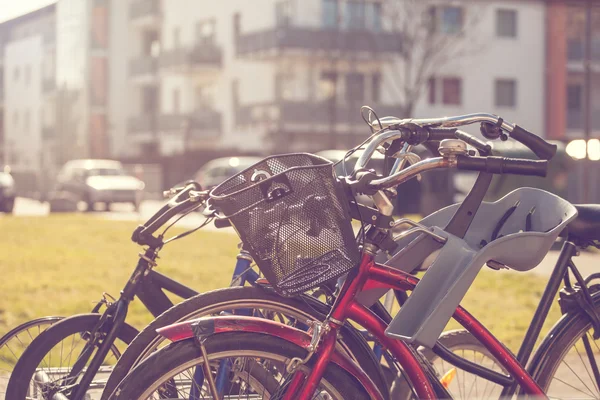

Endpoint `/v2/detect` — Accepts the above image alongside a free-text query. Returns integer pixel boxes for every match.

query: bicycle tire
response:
[101,286,388,399]
[418,329,505,400]
[6,313,137,400]
[109,332,369,400]
[0,316,63,400]
[529,288,600,398]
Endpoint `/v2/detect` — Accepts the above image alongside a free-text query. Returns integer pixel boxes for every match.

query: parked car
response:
[194,156,262,189]
[0,170,16,213]
[51,159,145,212]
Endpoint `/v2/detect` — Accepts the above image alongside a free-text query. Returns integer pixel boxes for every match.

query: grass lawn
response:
[0,215,561,352]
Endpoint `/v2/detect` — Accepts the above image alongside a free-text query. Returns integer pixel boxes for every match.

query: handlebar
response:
[131,182,208,247]
[367,113,556,161]
[349,112,556,195]
[456,156,548,177]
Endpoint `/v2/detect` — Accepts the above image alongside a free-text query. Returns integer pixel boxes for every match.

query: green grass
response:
[0,215,239,333]
[0,215,560,352]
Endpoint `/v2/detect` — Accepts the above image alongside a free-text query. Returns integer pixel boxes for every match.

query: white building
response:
[122,0,546,157]
[0,0,550,164]
[1,3,56,182]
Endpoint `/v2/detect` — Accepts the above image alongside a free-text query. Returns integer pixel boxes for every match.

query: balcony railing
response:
[237,101,402,127]
[128,115,157,134]
[158,110,222,136]
[159,44,223,70]
[129,56,158,78]
[130,0,159,21]
[237,27,402,56]
[567,108,600,130]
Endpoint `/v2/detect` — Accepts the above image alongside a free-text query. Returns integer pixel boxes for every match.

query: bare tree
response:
[383,0,486,117]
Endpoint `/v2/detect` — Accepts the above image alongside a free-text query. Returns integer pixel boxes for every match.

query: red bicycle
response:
[109,113,600,399]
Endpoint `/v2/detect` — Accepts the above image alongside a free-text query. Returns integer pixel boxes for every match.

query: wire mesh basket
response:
[210,153,360,297]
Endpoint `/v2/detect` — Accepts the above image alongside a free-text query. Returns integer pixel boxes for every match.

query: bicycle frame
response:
[293,253,547,399]
[162,251,550,399]
[66,247,255,399]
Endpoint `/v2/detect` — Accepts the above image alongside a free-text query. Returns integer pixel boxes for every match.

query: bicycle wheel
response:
[530,291,600,399]
[6,313,137,400]
[0,316,62,400]
[418,329,505,400]
[109,332,369,400]
[101,286,388,400]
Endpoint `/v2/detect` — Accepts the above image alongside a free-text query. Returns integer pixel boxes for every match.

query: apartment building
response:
[0,4,56,173]
[1,0,594,167]
[121,0,547,156]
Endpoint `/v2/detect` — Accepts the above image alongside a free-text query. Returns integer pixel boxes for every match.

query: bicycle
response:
[109,112,600,399]
[4,157,498,398]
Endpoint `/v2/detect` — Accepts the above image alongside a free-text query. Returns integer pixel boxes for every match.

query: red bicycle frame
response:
[288,252,547,400]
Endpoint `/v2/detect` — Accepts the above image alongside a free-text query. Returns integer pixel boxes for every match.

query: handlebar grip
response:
[426,127,457,141]
[456,156,548,177]
[510,125,557,160]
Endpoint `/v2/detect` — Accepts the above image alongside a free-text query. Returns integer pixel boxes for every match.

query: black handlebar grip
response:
[510,125,557,160]
[456,156,548,177]
[500,158,548,177]
[426,127,458,141]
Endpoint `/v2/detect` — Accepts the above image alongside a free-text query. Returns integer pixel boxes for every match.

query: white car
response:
[52,159,145,211]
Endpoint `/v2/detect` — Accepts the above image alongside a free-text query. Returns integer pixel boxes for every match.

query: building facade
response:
[1,0,596,190]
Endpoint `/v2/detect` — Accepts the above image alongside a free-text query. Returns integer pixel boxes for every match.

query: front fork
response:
[192,249,255,400]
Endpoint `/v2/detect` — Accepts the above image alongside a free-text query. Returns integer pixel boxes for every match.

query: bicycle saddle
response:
[566,204,600,242]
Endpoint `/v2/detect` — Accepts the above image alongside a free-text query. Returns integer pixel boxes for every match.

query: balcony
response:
[158,110,222,137]
[567,108,600,131]
[128,115,157,134]
[129,0,160,28]
[129,56,158,84]
[237,101,401,132]
[159,44,223,77]
[236,26,402,60]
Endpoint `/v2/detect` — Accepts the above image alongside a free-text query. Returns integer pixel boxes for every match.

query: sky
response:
[0,0,56,24]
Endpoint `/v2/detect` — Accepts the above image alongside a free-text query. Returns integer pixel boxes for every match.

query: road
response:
[10,196,223,231]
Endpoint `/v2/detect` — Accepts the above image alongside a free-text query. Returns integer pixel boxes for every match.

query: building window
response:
[567,84,582,110]
[430,6,463,34]
[346,73,365,102]
[25,65,31,86]
[372,73,381,103]
[195,20,215,44]
[322,0,339,29]
[142,86,157,113]
[23,109,30,133]
[276,1,291,27]
[172,89,180,113]
[173,27,181,49]
[495,79,517,107]
[497,9,517,38]
[233,13,241,37]
[346,1,366,30]
[367,2,382,31]
[319,71,338,100]
[428,77,436,104]
[442,77,462,105]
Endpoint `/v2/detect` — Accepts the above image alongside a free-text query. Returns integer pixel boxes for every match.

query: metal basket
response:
[210,153,360,297]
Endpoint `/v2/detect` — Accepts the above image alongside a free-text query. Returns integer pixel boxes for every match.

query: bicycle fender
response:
[157,315,384,400]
